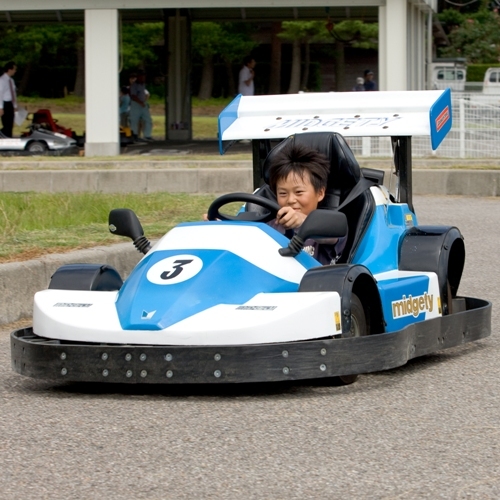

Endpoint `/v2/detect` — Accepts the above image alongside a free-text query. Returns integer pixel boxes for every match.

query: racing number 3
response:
[160,259,193,280]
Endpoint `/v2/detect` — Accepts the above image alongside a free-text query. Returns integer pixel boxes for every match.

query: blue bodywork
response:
[114,200,438,335]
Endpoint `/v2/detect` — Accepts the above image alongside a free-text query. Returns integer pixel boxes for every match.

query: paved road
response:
[1,195,498,500]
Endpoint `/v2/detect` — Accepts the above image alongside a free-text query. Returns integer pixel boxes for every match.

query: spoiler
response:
[218,89,452,154]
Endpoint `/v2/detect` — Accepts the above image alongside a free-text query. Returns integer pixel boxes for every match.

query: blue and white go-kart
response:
[11,89,491,385]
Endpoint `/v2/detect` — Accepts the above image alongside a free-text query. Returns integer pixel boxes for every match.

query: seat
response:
[251,131,377,263]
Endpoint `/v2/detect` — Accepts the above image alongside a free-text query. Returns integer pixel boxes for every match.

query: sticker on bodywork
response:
[146,255,203,285]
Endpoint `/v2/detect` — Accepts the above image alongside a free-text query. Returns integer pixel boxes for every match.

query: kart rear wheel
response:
[26,141,47,153]
[335,293,368,385]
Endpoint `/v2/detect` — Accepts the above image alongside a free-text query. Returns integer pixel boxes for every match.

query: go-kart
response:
[0,124,77,154]
[11,89,491,385]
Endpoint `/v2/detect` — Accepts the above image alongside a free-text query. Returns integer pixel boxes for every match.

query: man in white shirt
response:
[238,56,256,96]
[0,61,17,137]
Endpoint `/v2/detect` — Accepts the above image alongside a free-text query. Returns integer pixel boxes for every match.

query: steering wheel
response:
[207,192,281,223]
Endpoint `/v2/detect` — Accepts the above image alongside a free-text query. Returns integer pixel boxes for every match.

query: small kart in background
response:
[11,89,491,385]
[0,124,77,154]
[30,108,133,148]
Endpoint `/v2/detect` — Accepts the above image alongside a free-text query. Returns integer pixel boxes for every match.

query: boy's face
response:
[276,171,325,216]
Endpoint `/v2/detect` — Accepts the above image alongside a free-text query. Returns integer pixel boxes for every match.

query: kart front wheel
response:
[335,293,368,386]
[26,141,47,153]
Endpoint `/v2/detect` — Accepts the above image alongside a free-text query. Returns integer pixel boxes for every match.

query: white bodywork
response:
[33,289,342,346]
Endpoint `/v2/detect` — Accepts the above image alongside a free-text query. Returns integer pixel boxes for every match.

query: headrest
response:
[262,132,361,194]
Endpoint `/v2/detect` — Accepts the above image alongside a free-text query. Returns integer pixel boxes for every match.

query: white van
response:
[483,67,500,94]
[431,61,466,91]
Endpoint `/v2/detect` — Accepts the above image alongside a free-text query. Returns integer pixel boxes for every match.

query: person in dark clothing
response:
[363,69,377,91]
[0,61,17,137]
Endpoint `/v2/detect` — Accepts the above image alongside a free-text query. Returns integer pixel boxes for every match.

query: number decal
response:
[147,255,203,285]
[160,259,193,280]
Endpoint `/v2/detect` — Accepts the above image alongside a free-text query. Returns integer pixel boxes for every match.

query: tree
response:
[279,19,378,93]
[438,8,500,63]
[279,21,325,93]
[268,22,282,94]
[0,25,56,95]
[218,23,258,97]
[121,22,163,72]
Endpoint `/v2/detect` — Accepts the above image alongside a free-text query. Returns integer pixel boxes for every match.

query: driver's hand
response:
[276,206,307,229]
[202,213,220,221]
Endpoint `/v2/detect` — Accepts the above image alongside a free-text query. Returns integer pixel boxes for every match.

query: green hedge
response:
[467,64,500,82]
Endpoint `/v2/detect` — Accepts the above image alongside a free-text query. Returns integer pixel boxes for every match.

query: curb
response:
[1,243,142,326]
[0,168,499,196]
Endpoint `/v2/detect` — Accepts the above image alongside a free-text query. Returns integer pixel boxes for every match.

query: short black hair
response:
[364,69,373,76]
[120,86,129,94]
[3,61,16,72]
[268,141,330,194]
[243,56,254,66]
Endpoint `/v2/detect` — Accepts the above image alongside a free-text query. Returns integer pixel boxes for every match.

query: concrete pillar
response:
[379,0,408,90]
[84,9,119,157]
[166,9,191,141]
[378,5,387,91]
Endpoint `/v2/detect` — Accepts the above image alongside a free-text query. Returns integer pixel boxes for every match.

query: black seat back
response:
[254,132,376,262]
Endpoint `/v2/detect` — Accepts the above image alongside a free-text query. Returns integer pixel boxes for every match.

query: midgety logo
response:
[392,292,434,319]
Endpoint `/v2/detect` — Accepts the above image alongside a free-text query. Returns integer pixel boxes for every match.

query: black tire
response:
[26,141,48,153]
[335,293,368,385]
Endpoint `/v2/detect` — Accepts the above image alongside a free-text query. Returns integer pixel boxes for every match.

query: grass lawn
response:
[0,192,225,263]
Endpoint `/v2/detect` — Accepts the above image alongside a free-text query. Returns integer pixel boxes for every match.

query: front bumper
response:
[11,297,491,384]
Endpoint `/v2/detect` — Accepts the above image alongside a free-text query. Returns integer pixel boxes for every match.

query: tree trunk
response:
[198,54,214,100]
[301,41,310,91]
[224,59,236,97]
[73,42,85,97]
[18,61,32,96]
[268,22,282,94]
[333,41,345,92]
[287,39,301,94]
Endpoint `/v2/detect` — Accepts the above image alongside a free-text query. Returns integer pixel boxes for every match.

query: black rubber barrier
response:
[11,297,491,384]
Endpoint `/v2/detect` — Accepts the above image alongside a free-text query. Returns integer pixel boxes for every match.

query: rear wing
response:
[218,89,452,154]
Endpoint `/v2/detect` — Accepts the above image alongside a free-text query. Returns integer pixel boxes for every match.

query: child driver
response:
[267,141,346,265]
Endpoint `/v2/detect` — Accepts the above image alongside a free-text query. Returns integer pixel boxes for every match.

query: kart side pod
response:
[299,264,384,335]
[49,263,123,291]
[399,226,465,315]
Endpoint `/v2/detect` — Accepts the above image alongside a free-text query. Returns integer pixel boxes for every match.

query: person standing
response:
[0,61,17,137]
[363,70,377,91]
[352,77,365,91]
[119,86,131,128]
[238,56,256,96]
[129,70,153,141]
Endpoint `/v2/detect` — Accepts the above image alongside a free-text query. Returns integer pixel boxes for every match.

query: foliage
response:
[121,22,163,72]
[277,19,377,48]
[191,22,223,59]
[438,9,500,63]
[467,63,500,81]
[218,23,258,65]
[0,24,82,70]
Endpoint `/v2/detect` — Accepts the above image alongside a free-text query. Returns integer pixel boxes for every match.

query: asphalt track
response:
[0,195,498,500]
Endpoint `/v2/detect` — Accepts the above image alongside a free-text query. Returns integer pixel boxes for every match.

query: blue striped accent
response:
[429,88,452,150]
[116,249,301,331]
[218,94,242,154]
[377,275,431,332]
[352,204,417,275]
